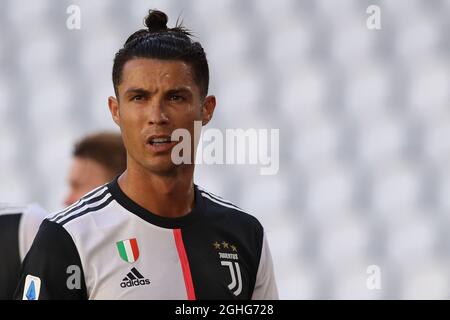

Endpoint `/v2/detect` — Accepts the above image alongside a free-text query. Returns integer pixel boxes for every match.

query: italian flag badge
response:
[116,238,140,263]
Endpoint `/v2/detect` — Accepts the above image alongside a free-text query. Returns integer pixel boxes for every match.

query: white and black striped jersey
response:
[0,203,48,299]
[15,178,278,300]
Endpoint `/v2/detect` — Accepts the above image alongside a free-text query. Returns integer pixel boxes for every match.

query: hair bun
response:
[144,10,168,32]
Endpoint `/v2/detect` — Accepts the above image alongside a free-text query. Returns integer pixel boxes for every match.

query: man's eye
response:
[169,95,184,102]
[132,95,144,101]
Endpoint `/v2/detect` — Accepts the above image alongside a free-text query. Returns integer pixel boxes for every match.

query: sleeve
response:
[18,203,49,261]
[0,213,22,299]
[14,219,88,300]
[251,233,279,300]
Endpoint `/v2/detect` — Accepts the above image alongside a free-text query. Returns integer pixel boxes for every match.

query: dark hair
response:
[112,9,209,98]
[73,132,126,179]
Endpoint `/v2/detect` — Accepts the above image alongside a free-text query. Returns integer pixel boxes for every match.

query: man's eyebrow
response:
[124,87,151,96]
[165,87,193,95]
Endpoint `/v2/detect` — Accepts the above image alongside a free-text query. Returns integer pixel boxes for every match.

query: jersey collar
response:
[107,177,205,229]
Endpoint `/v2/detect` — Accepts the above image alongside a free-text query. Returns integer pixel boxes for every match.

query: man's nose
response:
[147,99,169,125]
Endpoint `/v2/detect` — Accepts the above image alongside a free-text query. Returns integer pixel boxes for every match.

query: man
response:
[1,132,124,300]
[0,203,47,299]
[64,132,126,206]
[15,9,278,300]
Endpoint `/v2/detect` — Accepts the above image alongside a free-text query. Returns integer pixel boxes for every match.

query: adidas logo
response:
[120,267,151,288]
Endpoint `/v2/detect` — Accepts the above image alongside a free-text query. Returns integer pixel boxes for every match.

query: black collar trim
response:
[107,177,204,229]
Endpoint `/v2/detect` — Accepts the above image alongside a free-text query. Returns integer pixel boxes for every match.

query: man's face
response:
[64,156,111,206]
[108,58,215,175]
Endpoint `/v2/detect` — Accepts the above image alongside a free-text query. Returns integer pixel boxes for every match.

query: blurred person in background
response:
[1,132,125,299]
[0,203,47,299]
[64,131,126,206]
[15,9,278,300]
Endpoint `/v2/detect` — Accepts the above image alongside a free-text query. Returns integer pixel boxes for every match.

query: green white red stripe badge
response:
[117,238,140,263]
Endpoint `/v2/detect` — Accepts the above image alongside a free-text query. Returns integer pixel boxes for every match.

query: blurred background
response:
[1,0,449,299]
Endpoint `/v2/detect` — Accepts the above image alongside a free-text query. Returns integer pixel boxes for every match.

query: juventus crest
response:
[213,240,243,296]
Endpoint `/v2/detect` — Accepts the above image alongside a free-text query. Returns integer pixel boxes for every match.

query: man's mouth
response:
[147,136,173,145]
[145,135,178,153]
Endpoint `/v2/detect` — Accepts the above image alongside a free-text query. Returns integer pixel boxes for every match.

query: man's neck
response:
[118,164,195,218]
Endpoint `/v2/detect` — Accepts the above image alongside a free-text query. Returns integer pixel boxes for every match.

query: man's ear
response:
[202,95,216,126]
[108,96,120,127]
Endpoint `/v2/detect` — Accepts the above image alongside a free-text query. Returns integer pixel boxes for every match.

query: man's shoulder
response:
[0,203,27,216]
[46,184,114,229]
[196,185,263,230]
